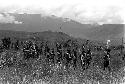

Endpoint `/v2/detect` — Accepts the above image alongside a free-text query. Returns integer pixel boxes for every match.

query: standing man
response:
[103,40,111,71]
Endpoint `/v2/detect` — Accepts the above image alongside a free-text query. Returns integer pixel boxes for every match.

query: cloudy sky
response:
[0,0,125,24]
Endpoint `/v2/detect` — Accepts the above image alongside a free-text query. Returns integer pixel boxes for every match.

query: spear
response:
[121,37,124,54]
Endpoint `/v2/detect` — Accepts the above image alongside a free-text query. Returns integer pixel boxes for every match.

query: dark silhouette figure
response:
[56,42,63,64]
[72,49,78,69]
[49,48,55,64]
[86,48,92,69]
[14,40,20,50]
[103,48,111,71]
[80,44,92,70]
[1,37,11,50]
[22,41,38,60]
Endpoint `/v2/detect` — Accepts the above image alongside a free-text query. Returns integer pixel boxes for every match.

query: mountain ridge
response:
[0,13,123,44]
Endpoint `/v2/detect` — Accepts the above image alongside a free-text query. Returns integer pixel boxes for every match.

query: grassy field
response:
[0,30,125,84]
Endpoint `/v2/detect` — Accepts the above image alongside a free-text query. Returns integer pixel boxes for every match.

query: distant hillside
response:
[0,13,123,45]
[0,30,72,42]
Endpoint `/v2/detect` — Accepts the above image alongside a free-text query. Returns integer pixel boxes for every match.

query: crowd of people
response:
[0,36,124,72]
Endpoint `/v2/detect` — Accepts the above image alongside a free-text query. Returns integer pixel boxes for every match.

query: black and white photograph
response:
[0,0,125,84]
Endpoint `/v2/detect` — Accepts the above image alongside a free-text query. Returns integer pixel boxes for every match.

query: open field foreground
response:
[0,30,125,84]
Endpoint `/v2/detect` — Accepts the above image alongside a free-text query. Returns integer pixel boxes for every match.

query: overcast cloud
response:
[0,0,124,24]
[0,13,22,24]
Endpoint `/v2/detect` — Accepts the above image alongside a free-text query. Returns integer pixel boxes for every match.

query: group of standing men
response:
[0,37,112,71]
